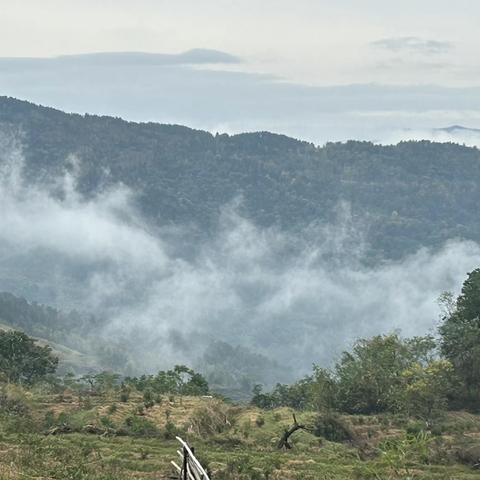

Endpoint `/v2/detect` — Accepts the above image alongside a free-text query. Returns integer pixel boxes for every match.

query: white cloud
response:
[0,1,478,87]
[371,37,453,55]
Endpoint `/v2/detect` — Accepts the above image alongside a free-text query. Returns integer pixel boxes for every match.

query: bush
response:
[123,415,158,436]
[215,456,278,480]
[313,413,354,443]
[0,384,30,416]
[100,415,116,428]
[54,409,96,432]
[164,419,178,440]
[44,410,56,428]
[0,412,36,433]
[187,400,235,436]
[143,389,153,403]
[405,420,426,435]
[255,415,265,427]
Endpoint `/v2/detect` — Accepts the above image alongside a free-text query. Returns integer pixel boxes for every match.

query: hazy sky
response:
[1,0,479,87]
[1,1,480,143]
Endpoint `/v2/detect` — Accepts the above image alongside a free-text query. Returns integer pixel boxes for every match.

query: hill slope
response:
[1,96,480,259]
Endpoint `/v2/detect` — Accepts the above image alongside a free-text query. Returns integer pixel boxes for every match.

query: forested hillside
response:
[1,96,480,259]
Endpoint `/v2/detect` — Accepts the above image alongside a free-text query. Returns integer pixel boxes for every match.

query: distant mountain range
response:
[437,125,480,134]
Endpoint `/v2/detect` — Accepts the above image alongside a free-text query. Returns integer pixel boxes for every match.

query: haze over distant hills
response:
[384,124,480,147]
[438,125,480,133]
[1,50,479,144]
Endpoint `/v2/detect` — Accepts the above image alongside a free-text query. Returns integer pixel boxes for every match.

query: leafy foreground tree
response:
[253,333,457,419]
[401,359,457,421]
[0,330,58,384]
[440,268,480,408]
[335,334,437,414]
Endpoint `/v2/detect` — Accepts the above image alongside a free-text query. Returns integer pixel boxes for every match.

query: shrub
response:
[54,409,96,431]
[44,410,56,428]
[123,415,158,436]
[0,384,30,416]
[164,419,178,439]
[100,415,115,428]
[0,386,36,433]
[313,413,354,443]
[187,400,235,436]
[255,415,265,427]
[405,420,426,435]
[143,389,153,403]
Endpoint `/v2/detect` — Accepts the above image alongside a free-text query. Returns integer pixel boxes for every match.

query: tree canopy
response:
[0,330,58,384]
[440,269,480,407]
[126,365,209,396]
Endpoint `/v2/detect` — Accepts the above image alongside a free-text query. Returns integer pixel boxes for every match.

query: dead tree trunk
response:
[277,414,307,449]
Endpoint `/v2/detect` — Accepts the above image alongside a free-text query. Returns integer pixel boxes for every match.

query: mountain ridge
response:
[1,95,480,263]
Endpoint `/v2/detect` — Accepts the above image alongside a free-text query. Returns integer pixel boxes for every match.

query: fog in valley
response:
[1,131,478,382]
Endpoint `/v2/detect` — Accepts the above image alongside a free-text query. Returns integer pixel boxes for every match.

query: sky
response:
[0,0,480,143]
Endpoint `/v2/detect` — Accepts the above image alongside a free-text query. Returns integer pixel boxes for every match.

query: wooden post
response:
[175,436,210,480]
[182,446,188,480]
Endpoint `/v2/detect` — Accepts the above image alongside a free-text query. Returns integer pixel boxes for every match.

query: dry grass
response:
[1,391,480,479]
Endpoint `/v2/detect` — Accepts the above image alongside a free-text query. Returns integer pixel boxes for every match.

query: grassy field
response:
[1,387,480,479]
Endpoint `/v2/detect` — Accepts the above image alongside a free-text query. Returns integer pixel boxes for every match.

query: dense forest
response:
[1,96,480,260]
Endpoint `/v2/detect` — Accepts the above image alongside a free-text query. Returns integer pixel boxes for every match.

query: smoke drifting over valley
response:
[1,131,479,383]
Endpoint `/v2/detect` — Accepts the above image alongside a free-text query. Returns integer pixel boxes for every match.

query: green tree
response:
[308,366,337,411]
[439,269,480,407]
[250,367,336,411]
[126,365,209,396]
[335,334,435,414]
[401,359,457,421]
[93,371,121,393]
[251,384,275,409]
[0,330,58,384]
